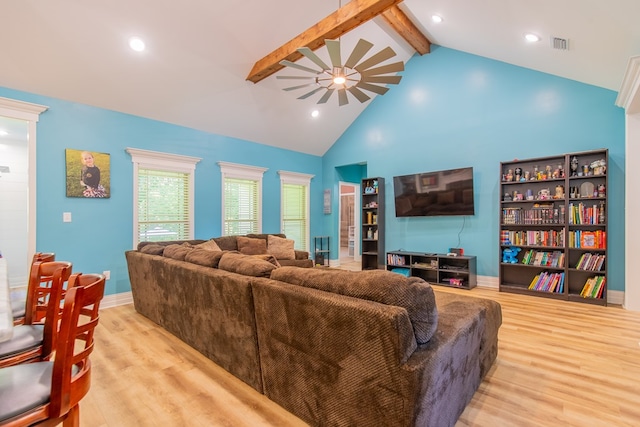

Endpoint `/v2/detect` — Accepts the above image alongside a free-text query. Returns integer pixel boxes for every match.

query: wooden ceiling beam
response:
[380,5,430,55]
[247,0,406,84]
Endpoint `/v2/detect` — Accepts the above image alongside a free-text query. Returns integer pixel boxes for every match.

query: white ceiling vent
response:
[551,37,569,51]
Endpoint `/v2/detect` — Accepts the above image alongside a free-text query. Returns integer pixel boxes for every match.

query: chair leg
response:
[62,405,80,427]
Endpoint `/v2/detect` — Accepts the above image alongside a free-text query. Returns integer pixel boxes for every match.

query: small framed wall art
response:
[65,149,111,198]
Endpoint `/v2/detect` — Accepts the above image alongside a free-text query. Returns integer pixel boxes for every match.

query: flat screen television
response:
[393,167,475,217]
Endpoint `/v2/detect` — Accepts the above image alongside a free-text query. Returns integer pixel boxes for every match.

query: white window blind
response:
[219,162,267,236]
[138,169,190,242]
[282,183,308,251]
[127,148,200,248]
[223,177,259,235]
[279,171,314,252]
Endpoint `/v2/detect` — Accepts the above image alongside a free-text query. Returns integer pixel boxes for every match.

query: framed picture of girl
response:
[65,149,111,198]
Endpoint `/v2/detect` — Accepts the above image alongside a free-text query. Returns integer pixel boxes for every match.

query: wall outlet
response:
[103,270,110,280]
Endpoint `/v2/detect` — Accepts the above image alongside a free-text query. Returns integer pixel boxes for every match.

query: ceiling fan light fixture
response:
[431,15,443,23]
[129,37,146,52]
[279,38,403,106]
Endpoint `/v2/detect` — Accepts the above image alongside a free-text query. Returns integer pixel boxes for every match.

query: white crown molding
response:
[218,161,267,179]
[615,56,640,113]
[278,170,315,185]
[0,97,48,121]
[126,147,201,171]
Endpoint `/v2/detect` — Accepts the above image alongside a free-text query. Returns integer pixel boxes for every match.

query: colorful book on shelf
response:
[580,232,598,249]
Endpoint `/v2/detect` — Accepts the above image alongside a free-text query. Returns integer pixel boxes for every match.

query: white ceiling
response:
[1,0,639,155]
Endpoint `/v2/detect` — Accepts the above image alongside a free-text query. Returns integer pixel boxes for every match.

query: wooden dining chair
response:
[12,252,56,325]
[0,273,105,426]
[0,261,72,368]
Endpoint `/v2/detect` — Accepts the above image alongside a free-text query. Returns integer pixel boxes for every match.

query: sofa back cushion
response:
[270,267,438,344]
[195,239,222,251]
[212,236,239,251]
[219,252,278,277]
[162,243,194,261]
[237,236,267,255]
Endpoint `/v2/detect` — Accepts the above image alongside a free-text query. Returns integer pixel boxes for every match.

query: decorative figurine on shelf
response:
[554,185,564,199]
[545,165,552,180]
[505,169,514,182]
[514,167,522,182]
[524,170,531,181]
[591,159,606,175]
[502,247,521,264]
[599,201,606,224]
[537,188,551,200]
[570,156,579,176]
[582,164,590,176]
[503,192,513,201]
[597,184,605,198]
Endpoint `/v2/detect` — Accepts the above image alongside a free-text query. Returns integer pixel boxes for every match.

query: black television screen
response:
[393,167,475,217]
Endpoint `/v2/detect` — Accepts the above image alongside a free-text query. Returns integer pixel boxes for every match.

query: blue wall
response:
[0,87,323,296]
[323,46,626,290]
[0,44,627,294]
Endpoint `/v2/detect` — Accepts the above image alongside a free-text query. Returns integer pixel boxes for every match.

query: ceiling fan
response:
[277,38,404,106]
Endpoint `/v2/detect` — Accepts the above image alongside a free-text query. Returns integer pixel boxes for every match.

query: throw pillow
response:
[237,236,267,255]
[139,244,166,255]
[270,267,438,344]
[218,252,277,277]
[195,239,222,251]
[185,248,225,268]
[267,235,295,260]
[162,243,194,261]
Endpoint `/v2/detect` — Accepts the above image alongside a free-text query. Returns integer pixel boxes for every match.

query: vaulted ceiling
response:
[1,0,639,155]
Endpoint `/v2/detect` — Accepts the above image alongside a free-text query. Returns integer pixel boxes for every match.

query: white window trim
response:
[278,170,314,252]
[218,161,267,235]
[126,148,201,248]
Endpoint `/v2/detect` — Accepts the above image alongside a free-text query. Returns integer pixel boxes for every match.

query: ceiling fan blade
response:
[276,75,318,80]
[317,89,335,104]
[283,83,317,91]
[297,47,331,71]
[344,39,374,69]
[325,40,342,68]
[347,86,371,103]
[279,60,322,74]
[354,46,397,72]
[338,88,349,106]
[360,62,405,77]
[356,81,390,95]
[297,86,325,100]
[360,75,402,85]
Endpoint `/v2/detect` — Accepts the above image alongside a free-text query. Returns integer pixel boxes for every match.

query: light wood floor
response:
[79,286,640,427]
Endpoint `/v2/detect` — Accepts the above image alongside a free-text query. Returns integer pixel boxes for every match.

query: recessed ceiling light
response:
[431,15,443,23]
[524,33,541,43]
[311,110,319,118]
[129,37,146,52]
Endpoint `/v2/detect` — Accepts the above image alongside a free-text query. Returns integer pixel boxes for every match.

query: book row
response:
[580,276,606,298]
[387,253,407,266]
[522,250,565,267]
[528,271,565,293]
[500,229,565,247]
[502,206,564,225]
[575,253,606,271]
[568,230,606,249]
[568,201,605,225]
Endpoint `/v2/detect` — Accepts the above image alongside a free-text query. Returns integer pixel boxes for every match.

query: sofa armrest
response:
[294,250,309,260]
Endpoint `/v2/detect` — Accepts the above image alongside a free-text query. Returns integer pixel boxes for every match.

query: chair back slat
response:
[48,273,105,418]
[24,261,72,325]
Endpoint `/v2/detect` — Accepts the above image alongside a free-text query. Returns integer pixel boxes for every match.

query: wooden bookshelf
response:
[361,177,385,270]
[499,149,608,305]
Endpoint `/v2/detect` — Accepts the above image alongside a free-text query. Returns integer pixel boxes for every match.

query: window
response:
[219,162,267,236]
[127,148,201,247]
[279,171,314,252]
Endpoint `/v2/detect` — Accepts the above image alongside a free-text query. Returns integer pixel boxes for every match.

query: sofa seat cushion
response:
[237,236,268,255]
[270,267,438,344]
[219,252,278,277]
[185,248,225,268]
[267,235,295,260]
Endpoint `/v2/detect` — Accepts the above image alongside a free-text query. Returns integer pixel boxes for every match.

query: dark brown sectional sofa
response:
[125,238,502,427]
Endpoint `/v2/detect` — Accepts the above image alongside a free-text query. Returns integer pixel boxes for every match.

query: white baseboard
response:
[100,291,133,309]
